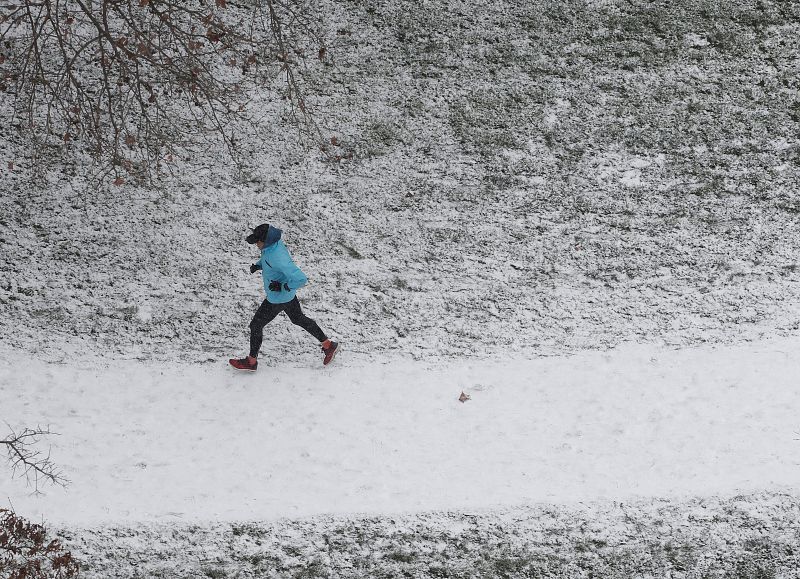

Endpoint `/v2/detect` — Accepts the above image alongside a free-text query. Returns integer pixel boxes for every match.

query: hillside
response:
[2,0,799,365]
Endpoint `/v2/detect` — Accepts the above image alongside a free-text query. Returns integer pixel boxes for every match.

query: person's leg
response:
[249,299,284,359]
[283,297,328,342]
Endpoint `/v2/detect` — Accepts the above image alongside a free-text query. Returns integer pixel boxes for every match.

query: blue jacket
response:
[257,227,308,304]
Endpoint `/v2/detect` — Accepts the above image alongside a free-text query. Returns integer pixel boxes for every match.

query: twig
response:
[1,424,69,493]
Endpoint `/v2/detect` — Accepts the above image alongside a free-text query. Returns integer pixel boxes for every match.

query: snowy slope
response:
[2,0,800,365]
[4,335,800,525]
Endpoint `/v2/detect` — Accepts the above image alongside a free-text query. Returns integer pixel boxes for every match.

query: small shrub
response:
[0,508,80,579]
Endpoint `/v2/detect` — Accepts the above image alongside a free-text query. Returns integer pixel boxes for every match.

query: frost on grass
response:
[62,493,800,578]
[1,0,799,365]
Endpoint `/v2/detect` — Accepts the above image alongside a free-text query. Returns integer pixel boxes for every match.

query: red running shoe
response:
[321,340,339,366]
[229,357,258,371]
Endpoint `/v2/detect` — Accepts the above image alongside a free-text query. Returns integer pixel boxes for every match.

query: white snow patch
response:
[3,335,800,525]
[684,33,709,48]
[136,302,153,323]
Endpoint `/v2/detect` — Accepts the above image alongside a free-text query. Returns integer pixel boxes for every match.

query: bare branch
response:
[0,0,330,182]
[1,425,68,493]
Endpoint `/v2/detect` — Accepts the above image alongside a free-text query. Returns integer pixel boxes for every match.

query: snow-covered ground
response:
[3,0,800,575]
[57,493,800,578]
[2,0,800,367]
[4,335,799,525]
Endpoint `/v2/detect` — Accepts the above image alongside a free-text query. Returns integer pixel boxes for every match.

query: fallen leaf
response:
[459,392,471,403]
[113,176,124,186]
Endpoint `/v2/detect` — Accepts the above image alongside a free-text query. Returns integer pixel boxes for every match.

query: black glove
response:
[250,263,262,274]
[269,280,290,292]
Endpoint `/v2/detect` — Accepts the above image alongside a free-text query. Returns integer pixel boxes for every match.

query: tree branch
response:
[0,0,330,182]
[1,425,68,493]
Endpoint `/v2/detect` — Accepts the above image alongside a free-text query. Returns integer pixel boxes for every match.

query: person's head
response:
[246,223,270,249]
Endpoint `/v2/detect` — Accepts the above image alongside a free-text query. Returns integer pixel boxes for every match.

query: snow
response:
[3,0,800,368]
[4,335,800,526]
[53,492,800,578]
[2,0,800,573]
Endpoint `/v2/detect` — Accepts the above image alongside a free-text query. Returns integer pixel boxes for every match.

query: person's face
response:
[256,240,265,250]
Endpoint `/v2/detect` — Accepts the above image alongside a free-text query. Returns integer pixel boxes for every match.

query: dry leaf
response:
[216,0,227,7]
[113,176,124,186]
[459,392,471,403]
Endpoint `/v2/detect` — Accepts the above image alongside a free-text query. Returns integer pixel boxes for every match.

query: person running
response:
[229,223,338,371]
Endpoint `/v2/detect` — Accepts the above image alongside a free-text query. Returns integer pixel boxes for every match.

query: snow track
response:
[3,336,800,524]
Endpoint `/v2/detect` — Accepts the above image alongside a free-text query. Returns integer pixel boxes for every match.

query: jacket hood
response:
[263,225,282,246]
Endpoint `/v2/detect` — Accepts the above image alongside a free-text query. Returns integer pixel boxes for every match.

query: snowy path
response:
[2,337,800,524]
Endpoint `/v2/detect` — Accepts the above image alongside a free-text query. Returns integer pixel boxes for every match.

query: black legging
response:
[249,297,328,358]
